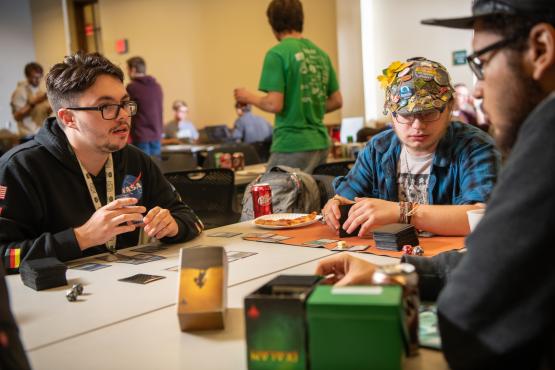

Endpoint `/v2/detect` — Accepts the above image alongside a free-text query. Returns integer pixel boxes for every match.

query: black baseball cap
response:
[421,0,554,29]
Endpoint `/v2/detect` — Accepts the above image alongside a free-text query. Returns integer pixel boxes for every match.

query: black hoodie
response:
[0,117,203,273]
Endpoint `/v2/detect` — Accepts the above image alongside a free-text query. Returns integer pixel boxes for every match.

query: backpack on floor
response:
[240,165,321,221]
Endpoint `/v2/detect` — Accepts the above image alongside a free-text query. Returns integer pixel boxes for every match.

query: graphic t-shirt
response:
[258,37,339,153]
[397,146,433,204]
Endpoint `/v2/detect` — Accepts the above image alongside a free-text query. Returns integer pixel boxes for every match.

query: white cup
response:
[467,209,485,232]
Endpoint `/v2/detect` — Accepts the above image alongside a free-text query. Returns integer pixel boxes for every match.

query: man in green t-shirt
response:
[234,0,342,173]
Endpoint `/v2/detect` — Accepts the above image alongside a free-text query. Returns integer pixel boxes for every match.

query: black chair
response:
[204,143,262,168]
[154,152,198,174]
[312,161,355,208]
[165,168,240,229]
[250,140,272,163]
[202,125,233,144]
[312,160,355,177]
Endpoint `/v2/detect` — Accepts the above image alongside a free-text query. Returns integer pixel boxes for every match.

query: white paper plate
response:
[252,213,321,229]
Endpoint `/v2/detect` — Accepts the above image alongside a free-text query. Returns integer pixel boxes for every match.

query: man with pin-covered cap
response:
[322,57,501,237]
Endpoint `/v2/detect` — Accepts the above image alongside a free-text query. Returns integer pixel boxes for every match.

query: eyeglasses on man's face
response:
[65,101,138,120]
[392,105,446,125]
[466,35,522,80]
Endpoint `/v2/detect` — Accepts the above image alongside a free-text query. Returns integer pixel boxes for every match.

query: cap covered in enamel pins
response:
[377,57,454,116]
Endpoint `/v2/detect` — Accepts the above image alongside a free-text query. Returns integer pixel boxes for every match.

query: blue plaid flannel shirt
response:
[333,121,500,204]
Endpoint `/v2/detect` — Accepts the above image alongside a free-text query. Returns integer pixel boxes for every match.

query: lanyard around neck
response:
[76,153,117,253]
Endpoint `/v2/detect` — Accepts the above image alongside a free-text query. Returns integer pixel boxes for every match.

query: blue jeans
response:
[134,141,161,156]
[266,148,329,174]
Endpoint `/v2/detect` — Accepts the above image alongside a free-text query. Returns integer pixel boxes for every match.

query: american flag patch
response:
[4,248,20,269]
[0,185,6,200]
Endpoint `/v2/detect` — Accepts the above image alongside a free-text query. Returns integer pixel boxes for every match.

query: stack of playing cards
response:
[373,223,419,251]
[20,257,68,291]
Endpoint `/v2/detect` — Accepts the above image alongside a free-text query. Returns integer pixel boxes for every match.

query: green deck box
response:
[244,275,322,370]
[307,285,407,370]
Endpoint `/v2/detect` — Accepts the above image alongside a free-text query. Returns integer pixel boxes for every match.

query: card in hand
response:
[339,204,361,237]
[71,262,110,271]
[118,273,165,284]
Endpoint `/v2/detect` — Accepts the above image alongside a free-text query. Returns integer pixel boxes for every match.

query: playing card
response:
[118,274,166,284]
[208,232,241,238]
[71,262,110,271]
[347,245,369,252]
[243,233,276,238]
[301,242,325,248]
[227,251,257,261]
[96,253,133,262]
[117,254,165,265]
[131,244,167,253]
[268,235,293,241]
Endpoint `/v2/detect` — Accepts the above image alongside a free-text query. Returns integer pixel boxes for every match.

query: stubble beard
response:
[493,57,546,158]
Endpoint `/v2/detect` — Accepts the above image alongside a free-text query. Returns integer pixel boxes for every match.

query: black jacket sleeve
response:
[0,159,82,273]
[401,250,465,302]
[142,157,203,244]
[436,95,555,370]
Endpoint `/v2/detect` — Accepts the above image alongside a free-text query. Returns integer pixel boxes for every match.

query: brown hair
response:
[24,62,43,77]
[267,0,304,34]
[46,52,124,115]
[126,56,146,74]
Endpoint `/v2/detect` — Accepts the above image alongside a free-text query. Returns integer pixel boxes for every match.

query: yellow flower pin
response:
[377,61,412,89]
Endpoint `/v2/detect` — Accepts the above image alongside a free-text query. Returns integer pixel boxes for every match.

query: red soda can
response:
[232,152,245,171]
[251,183,273,218]
[219,153,232,169]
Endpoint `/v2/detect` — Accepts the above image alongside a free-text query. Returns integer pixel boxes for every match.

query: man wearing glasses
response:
[317,0,555,368]
[0,52,203,272]
[322,57,500,237]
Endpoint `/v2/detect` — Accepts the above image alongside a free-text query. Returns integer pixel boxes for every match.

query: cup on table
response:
[466,208,485,232]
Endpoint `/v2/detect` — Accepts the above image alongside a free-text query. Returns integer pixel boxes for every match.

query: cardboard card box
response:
[177,246,227,331]
[307,285,407,370]
[244,275,322,370]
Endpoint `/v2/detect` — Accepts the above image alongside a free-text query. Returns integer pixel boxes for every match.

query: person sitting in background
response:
[163,100,199,144]
[0,52,203,273]
[10,62,52,142]
[232,103,273,144]
[453,83,479,125]
[321,57,500,237]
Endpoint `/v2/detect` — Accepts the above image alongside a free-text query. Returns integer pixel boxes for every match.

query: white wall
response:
[336,0,364,118]
[0,0,36,130]
[361,0,474,121]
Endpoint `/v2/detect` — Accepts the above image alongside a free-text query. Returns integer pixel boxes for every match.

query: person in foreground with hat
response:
[317,0,555,368]
[322,57,500,237]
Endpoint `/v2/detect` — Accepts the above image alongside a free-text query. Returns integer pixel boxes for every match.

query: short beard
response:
[495,56,545,158]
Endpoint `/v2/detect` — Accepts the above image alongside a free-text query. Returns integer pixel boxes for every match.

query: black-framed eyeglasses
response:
[466,35,522,80]
[392,105,447,125]
[65,101,138,120]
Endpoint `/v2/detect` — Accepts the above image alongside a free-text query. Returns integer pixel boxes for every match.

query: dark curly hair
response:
[267,0,304,34]
[479,12,555,51]
[24,62,43,77]
[46,52,124,114]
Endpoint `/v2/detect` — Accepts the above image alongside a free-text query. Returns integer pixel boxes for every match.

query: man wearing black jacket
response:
[0,52,203,273]
[316,0,555,369]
